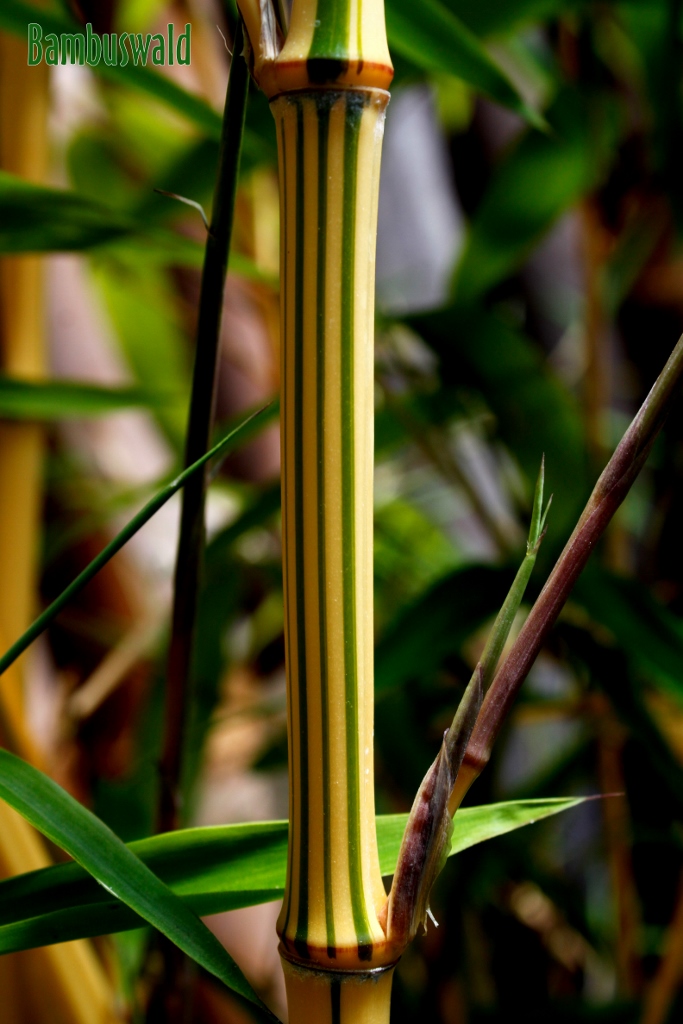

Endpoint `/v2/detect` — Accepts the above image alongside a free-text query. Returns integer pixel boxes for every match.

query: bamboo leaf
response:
[386,0,544,125]
[0,172,266,282]
[407,306,589,545]
[0,751,274,1015]
[0,405,273,678]
[375,565,513,696]
[444,0,569,38]
[0,377,175,420]
[378,796,587,872]
[453,88,616,303]
[0,170,132,252]
[0,798,587,955]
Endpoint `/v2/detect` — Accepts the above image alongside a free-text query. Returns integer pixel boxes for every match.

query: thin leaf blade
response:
[386,0,543,125]
[0,798,588,955]
[0,751,273,1015]
[0,377,175,420]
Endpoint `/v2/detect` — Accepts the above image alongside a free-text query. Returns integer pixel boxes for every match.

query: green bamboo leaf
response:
[453,87,616,303]
[386,0,544,126]
[375,565,513,696]
[0,171,132,253]
[407,306,589,545]
[378,796,586,873]
[444,0,569,38]
[0,377,174,420]
[0,798,587,955]
[0,405,273,678]
[0,751,275,1017]
[474,459,549,692]
[0,172,267,281]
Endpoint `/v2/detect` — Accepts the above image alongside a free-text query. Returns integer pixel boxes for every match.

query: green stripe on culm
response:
[339,91,372,960]
[309,0,352,61]
[331,977,342,1024]
[316,96,336,961]
[279,115,296,947]
[292,97,310,961]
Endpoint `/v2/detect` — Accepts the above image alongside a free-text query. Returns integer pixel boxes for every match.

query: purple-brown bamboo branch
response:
[449,331,683,814]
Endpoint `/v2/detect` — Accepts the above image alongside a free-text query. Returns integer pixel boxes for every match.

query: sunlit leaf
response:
[0,751,272,1015]
[0,798,587,954]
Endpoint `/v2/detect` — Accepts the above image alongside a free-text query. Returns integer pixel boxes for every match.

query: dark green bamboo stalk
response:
[158,20,248,834]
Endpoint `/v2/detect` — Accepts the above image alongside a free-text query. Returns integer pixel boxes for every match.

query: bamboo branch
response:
[450,331,683,811]
[385,464,550,948]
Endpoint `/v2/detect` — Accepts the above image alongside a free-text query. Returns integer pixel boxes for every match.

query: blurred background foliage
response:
[3,0,683,1021]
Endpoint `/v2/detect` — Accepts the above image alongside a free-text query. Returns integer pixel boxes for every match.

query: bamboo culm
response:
[237,0,396,1017]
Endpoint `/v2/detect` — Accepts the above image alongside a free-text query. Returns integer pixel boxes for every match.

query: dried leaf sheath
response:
[274,88,391,969]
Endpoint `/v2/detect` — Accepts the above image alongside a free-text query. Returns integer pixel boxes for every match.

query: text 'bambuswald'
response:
[27,23,191,67]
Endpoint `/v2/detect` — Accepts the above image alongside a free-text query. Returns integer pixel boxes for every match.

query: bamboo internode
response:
[281,957,395,1024]
[237,0,396,1011]
[274,86,390,969]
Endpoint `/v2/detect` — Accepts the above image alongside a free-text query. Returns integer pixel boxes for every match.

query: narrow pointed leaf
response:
[378,796,587,873]
[0,405,272,677]
[0,798,588,955]
[474,457,548,694]
[0,751,274,1016]
[0,171,266,281]
[386,0,543,126]
[0,377,176,420]
[0,170,133,253]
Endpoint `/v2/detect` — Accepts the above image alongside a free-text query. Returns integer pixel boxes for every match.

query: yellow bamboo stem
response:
[282,958,395,1024]
[0,801,116,1024]
[237,0,395,1016]
[0,29,117,1024]
[273,88,391,971]
[0,31,48,678]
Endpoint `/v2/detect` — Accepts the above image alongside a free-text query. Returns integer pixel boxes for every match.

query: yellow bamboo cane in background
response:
[0,29,116,1024]
[236,1,395,1020]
